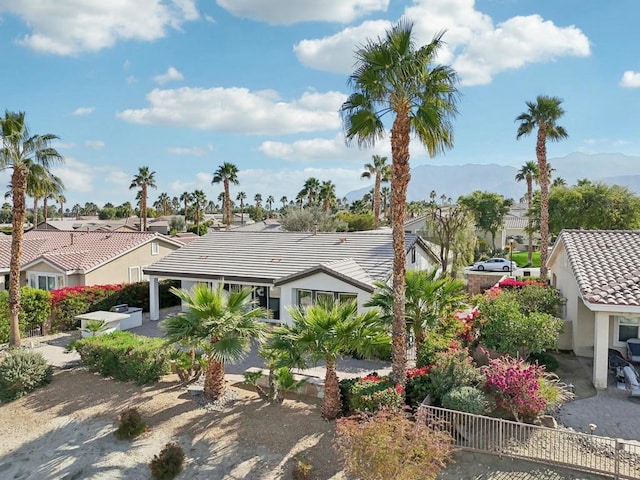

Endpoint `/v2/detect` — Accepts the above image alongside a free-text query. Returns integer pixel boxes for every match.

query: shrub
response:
[339,377,359,416]
[441,386,488,415]
[429,348,481,403]
[0,349,52,402]
[503,284,565,316]
[149,442,185,480]
[187,224,208,236]
[483,355,546,423]
[537,373,574,413]
[0,287,52,341]
[349,375,404,413]
[416,333,455,368]
[335,212,376,231]
[528,351,560,372]
[291,456,314,480]
[335,409,453,480]
[114,407,147,440]
[74,331,170,384]
[405,366,431,407]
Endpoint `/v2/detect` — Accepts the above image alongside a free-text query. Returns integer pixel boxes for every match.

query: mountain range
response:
[345,152,640,202]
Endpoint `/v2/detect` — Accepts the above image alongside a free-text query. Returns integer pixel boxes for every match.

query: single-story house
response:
[144,231,439,324]
[0,230,183,291]
[548,229,640,389]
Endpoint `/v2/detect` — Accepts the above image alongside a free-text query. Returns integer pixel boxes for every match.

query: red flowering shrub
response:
[497,278,546,289]
[350,375,404,413]
[406,366,432,407]
[483,354,547,423]
[50,284,123,331]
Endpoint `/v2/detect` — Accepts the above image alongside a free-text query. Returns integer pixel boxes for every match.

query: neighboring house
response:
[36,217,141,232]
[144,231,439,324]
[232,219,284,232]
[548,229,640,389]
[0,230,183,291]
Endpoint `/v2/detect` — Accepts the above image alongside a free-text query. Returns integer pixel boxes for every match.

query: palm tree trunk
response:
[141,185,147,231]
[33,197,38,229]
[526,178,533,265]
[241,201,244,224]
[43,197,49,226]
[9,169,27,347]
[390,110,410,387]
[322,360,341,420]
[537,128,549,281]
[203,357,226,399]
[224,180,231,230]
[373,173,381,228]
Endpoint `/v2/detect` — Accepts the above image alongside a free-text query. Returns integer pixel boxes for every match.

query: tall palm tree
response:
[266,195,274,217]
[129,166,157,231]
[515,160,539,265]
[366,269,466,351]
[161,284,267,399]
[380,186,390,220]
[57,193,66,219]
[516,95,568,281]
[192,189,207,235]
[269,299,388,419]
[301,177,320,207]
[280,195,288,209]
[212,162,239,229]
[0,111,63,347]
[254,193,262,210]
[319,180,337,212]
[41,173,64,226]
[341,22,459,385]
[552,177,567,188]
[24,160,51,229]
[154,192,172,216]
[180,191,192,229]
[361,155,390,228]
[236,191,247,224]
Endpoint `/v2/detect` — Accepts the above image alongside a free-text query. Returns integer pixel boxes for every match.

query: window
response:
[296,289,358,306]
[316,291,334,304]
[411,247,416,264]
[616,316,640,344]
[297,289,313,307]
[338,293,357,304]
[151,241,159,255]
[128,266,141,283]
[28,272,64,291]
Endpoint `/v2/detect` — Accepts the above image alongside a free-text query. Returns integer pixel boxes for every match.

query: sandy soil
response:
[0,368,610,480]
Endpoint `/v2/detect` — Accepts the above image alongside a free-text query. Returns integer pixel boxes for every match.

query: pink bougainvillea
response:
[482,354,547,423]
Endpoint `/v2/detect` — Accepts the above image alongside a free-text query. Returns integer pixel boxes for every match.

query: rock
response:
[537,415,558,429]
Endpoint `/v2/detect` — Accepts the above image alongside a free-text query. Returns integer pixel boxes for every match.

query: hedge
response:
[0,287,51,343]
[73,331,170,384]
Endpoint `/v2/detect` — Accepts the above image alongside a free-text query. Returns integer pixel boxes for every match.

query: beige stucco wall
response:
[25,261,63,275]
[83,240,180,286]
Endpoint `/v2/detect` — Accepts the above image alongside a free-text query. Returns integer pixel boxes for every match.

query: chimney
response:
[312,222,318,236]
[70,232,74,245]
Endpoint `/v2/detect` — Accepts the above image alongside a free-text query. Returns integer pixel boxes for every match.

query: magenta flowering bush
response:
[482,354,547,423]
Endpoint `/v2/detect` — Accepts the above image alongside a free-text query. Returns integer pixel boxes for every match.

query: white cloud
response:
[153,66,184,84]
[294,0,590,85]
[259,132,389,161]
[126,75,138,84]
[168,146,207,156]
[117,87,345,135]
[0,0,199,55]
[216,0,388,25]
[71,107,94,116]
[85,140,105,149]
[620,71,640,88]
[51,158,95,193]
[51,140,76,150]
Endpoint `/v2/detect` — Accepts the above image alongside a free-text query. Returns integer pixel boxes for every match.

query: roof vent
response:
[339,237,347,243]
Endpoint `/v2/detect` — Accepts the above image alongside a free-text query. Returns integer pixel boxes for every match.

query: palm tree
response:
[0,111,63,346]
[236,191,247,224]
[516,95,568,281]
[266,195,274,217]
[162,284,267,399]
[269,299,388,419]
[254,193,262,209]
[366,269,466,352]
[24,160,52,229]
[319,180,337,212]
[515,160,539,265]
[192,189,207,235]
[129,166,157,231]
[380,186,390,220]
[57,193,66,219]
[212,162,239,229]
[301,177,320,207]
[180,191,192,229]
[154,192,172,216]
[361,155,390,228]
[552,177,567,188]
[41,174,64,226]
[280,195,288,209]
[341,22,459,385]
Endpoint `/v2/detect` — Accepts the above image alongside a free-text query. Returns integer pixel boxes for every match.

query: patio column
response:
[149,276,159,321]
[592,311,609,389]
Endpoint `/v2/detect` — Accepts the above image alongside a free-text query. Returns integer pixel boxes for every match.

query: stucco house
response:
[144,231,439,324]
[548,230,640,389]
[0,230,183,291]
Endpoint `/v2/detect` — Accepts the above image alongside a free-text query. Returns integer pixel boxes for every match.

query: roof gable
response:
[554,230,640,306]
[274,258,376,292]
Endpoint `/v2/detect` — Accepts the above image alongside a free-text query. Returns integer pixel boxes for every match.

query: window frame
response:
[151,241,159,255]
[614,315,640,347]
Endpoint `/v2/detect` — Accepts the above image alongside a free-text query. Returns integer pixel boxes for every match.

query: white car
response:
[472,258,517,272]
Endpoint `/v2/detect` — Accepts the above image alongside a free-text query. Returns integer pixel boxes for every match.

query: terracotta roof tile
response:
[558,230,640,306]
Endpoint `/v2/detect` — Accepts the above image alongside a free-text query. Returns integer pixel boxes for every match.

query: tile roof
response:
[0,230,181,273]
[504,214,529,230]
[556,230,640,306]
[145,231,429,286]
[274,258,376,292]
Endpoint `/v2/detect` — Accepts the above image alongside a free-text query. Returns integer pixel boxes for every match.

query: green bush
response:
[528,351,560,372]
[405,366,432,407]
[0,287,52,342]
[429,348,481,403]
[441,386,488,415]
[350,376,403,413]
[339,377,359,416]
[149,442,185,480]
[502,284,565,316]
[0,349,53,402]
[292,456,314,480]
[74,331,170,385]
[335,212,376,231]
[416,333,455,368]
[115,407,147,440]
[187,224,208,236]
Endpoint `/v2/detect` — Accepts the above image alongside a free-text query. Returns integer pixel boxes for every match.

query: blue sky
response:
[1,0,639,208]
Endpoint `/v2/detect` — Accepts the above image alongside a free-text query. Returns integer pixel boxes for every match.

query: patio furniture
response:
[623,365,640,399]
[627,338,640,362]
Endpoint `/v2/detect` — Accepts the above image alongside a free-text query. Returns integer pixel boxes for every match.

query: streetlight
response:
[507,236,516,276]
